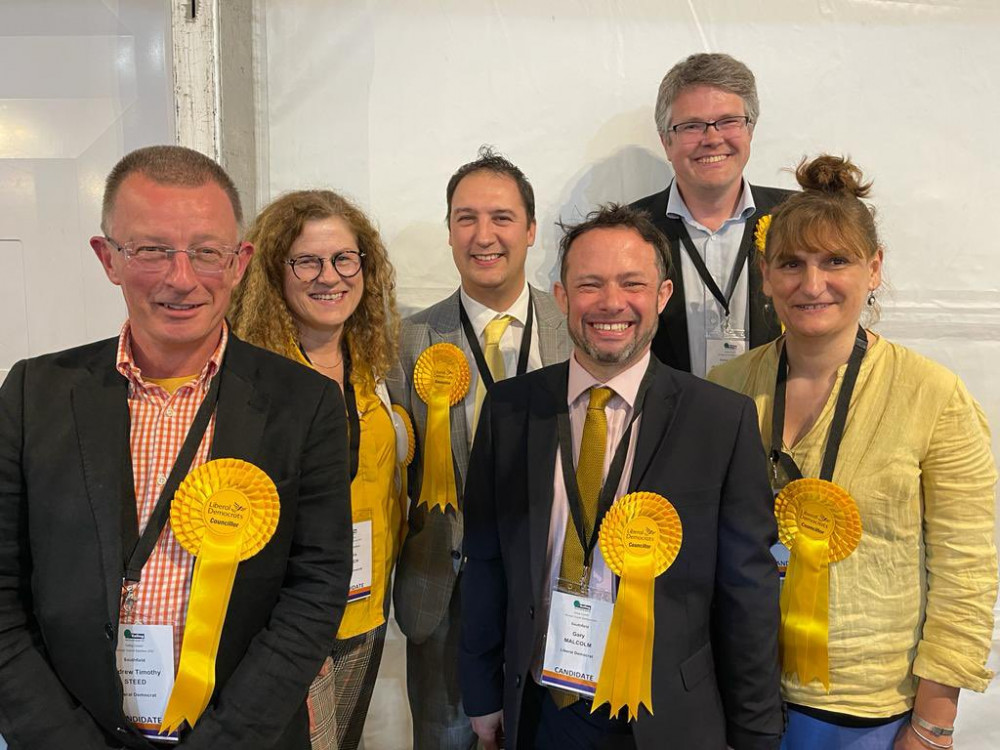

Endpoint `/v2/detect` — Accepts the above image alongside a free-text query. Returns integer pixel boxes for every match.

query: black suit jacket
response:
[459,356,782,750]
[0,333,352,749]
[631,184,792,371]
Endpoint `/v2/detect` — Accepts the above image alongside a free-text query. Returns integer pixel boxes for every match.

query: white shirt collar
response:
[665,178,756,232]
[459,282,531,338]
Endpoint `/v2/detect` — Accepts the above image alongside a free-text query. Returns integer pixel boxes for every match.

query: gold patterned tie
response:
[552,385,614,709]
[472,315,513,431]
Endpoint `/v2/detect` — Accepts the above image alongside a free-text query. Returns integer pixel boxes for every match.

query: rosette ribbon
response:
[592,492,682,720]
[775,478,861,691]
[159,459,279,733]
[413,343,470,513]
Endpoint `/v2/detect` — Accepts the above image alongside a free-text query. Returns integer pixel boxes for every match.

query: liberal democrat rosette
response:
[592,492,682,720]
[775,478,862,691]
[413,343,470,513]
[160,458,279,733]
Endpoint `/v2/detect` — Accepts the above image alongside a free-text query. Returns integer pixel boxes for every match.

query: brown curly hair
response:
[229,190,399,382]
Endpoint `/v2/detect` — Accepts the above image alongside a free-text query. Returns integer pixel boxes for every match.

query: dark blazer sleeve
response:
[182,379,352,749]
[0,361,118,749]
[459,392,507,717]
[713,397,783,749]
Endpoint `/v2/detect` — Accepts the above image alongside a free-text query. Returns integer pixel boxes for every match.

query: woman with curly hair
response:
[709,155,997,749]
[230,190,411,750]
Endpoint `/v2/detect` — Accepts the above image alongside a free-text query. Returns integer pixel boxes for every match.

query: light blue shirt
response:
[666,179,756,377]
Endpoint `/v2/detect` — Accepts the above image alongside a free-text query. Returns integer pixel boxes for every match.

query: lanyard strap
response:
[121,366,224,584]
[343,350,361,482]
[458,294,534,390]
[556,359,655,571]
[676,223,750,319]
[770,326,868,483]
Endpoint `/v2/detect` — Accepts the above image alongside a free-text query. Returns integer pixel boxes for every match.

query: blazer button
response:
[528,605,535,619]
[515,674,522,688]
[450,549,461,560]
[105,623,115,641]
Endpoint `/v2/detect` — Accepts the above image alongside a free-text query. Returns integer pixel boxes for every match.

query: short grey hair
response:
[654,53,760,136]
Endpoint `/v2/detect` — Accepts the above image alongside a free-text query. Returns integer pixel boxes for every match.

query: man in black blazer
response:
[0,146,352,749]
[460,204,781,749]
[631,53,792,375]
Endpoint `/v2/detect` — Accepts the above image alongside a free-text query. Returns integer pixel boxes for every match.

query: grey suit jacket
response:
[387,286,570,644]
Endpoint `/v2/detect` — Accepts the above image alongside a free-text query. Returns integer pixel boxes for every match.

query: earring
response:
[867,290,876,307]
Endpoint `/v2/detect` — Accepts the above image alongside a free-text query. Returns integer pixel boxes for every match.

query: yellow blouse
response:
[290,345,408,639]
[709,334,997,717]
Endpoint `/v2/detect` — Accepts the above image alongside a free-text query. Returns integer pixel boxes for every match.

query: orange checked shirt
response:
[115,322,226,661]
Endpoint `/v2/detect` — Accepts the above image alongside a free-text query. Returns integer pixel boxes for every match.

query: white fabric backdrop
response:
[260,1,999,747]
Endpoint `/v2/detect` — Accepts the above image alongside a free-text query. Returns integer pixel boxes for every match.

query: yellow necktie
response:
[560,386,614,586]
[472,315,513,431]
[552,385,613,709]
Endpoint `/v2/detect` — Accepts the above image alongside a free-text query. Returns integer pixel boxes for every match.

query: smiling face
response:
[282,216,364,345]
[448,170,536,310]
[91,173,250,375]
[554,226,672,380]
[661,84,753,204]
[762,239,882,345]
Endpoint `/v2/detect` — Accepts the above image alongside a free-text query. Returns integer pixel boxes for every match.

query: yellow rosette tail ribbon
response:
[775,478,861,691]
[592,492,682,721]
[413,343,470,513]
[159,459,279,734]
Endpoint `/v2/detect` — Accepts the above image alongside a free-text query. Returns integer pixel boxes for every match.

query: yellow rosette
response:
[413,343,470,513]
[755,213,772,255]
[775,478,862,691]
[391,404,416,548]
[160,458,279,733]
[592,492,682,720]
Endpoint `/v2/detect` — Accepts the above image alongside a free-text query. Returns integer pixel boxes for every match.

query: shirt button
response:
[156,474,166,486]
[165,407,175,417]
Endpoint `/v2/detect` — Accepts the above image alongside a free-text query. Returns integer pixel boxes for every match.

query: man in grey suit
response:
[388,147,571,749]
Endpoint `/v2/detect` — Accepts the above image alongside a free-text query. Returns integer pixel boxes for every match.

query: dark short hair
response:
[445,145,535,224]
[558,203,672,284]
[101,145,243,232]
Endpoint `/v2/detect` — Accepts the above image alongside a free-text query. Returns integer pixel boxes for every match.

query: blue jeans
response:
[782,709,909,750]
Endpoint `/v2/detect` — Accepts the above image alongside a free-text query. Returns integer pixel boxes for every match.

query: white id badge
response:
[538,583,614,698]
[116,624,180,743]
[705,335,747,372]
[348,517,373,602]
[771,542,789,589]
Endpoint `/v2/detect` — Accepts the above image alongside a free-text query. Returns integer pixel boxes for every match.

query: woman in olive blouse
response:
[230,190,410,750]
[709,156,996,750]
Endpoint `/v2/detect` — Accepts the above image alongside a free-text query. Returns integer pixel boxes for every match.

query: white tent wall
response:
[260,1,999,747]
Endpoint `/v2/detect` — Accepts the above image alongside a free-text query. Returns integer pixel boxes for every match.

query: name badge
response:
[116,624,180,743]
[539,583,614,698]
[705,335,747,372]
[348,518,373,602]
[771,542,789,587]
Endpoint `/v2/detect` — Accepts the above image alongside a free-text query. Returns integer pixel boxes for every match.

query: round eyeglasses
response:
[284,251,365,282]
[668,116,752,142]
[104,237,241,275]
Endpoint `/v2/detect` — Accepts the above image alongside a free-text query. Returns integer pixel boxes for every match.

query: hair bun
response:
[795,154,872,199]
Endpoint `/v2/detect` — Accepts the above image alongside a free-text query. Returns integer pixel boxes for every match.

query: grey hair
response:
[654,53,760,136]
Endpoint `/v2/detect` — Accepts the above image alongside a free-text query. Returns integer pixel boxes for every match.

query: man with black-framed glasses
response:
[631,52,792,376]
[0,145,352,749]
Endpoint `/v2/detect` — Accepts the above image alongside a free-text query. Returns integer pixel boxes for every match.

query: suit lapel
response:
[71,344,131,623]
[528,363,566,604]
[427,292,471,487]
[211,336,268,463]
[746,185,785,348]
[628,361,680,491]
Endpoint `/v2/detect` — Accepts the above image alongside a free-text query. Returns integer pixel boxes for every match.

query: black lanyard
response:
[121,365,224,586]
[458,295,534,390]
[301,344,360,482]
[676,224,750,320]
[769,326,868,483]
[556,359,656,572]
